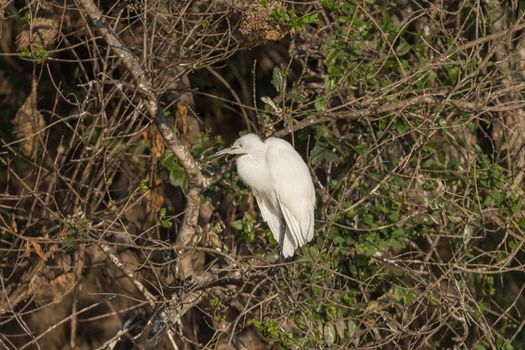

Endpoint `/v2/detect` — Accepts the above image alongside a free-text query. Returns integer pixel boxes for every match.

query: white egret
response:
[215,134,316,257]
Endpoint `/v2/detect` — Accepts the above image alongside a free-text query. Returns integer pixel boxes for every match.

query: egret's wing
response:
[265,139,316,250]
[253,190,296,257]
[280,204,305,247]
[281,197,316,245]
[252,190,283,242]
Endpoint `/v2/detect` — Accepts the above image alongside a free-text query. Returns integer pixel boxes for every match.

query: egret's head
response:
[214,134,263,157]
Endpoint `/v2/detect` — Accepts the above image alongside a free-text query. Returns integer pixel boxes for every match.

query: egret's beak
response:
[212,145,238,157]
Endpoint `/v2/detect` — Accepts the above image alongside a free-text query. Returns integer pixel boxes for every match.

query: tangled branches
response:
[1,0,525,349]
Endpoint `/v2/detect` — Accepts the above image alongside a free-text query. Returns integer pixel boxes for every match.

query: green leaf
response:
[230,220,243,231]
[391,228,405,238]
[311,140,340,165]
[160,150,189,190]
[314,96,328,112]
[160,220,172,228]
[489,191,505,206]
[395,37,411,55]
[352,144,368,155]
[389,238,405,250]
[444,64,458,82]
[518,218,525,230]
[158,207,172,228]
[302,13,319,25]
[168,164,188,188]
[395,119,408,134]
[303,245,320,259]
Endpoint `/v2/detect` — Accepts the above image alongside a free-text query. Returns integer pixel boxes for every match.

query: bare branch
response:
[75,0,209,248]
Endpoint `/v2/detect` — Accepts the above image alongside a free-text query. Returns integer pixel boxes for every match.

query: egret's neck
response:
[236,151,270,191]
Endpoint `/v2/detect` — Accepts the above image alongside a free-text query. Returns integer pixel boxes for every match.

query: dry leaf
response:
[12,80,46,157]
[441,209,447,226]
[22,240,31,258]
[146,177,164,221]
[10,216,18,233]
[177,101,188,136]
[16,11,59,52]
[144,124,165,158]
[21,239,48,261]
[0,0,8,20]
[30,240,47,261]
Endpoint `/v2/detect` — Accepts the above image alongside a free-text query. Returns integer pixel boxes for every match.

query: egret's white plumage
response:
[215,134,316,257]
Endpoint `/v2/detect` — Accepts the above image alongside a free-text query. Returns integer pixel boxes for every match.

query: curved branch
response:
[75,0,209,247]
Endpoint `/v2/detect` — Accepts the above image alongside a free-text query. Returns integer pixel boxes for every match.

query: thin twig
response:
[70,244,85,349]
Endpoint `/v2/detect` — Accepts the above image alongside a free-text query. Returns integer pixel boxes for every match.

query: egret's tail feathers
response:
[281,232,295,258]
[306,209,315,242]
